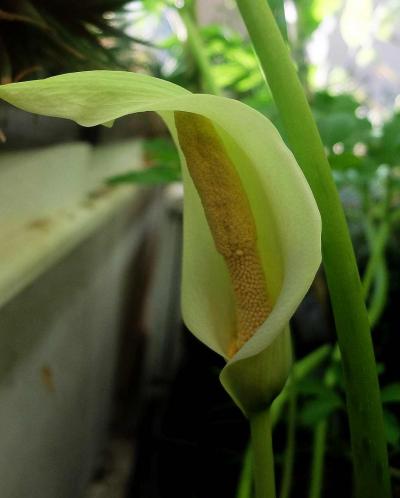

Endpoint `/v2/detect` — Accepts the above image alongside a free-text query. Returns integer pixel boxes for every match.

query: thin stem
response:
[363,219,390,299]
[250,410,276,498]
[363,217,390,327]
[279,383,297,498]
[308,355,337,498]
[368,259,389,328]
[178,7,222,96]
[308,420,328,498]
[234,1,391,496]
[362,175,393,325]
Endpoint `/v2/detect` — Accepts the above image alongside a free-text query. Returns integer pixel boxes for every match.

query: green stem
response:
[178,7,221,96]
[267,0,288,41]
[362,176,393,325]
[234,1,391,496]
[279,383,297,498]
[309,223,390,498]
[368,259,389,328]
[363,217,390,327]
[308,354,337,498]
[250,409,276,498]
[308,420,328,498]
[363,219,389,299]
[237,444,254,498]
[236,345,330,498]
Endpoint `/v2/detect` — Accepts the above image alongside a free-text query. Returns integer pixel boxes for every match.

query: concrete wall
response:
[0,141,160,498]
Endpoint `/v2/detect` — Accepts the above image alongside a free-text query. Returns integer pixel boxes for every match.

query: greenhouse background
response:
[0,1,399,497]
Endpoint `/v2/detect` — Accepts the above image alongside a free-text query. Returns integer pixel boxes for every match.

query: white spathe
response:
[0,71,321,414]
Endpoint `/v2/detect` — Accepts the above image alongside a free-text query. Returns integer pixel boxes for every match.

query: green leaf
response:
[327,152,363,171]
[143,137,180,169]
[383,410,400,446]
[107,165,181,185]
[381,383,400,404]
[300,394,343,426]
[296,377,332,396]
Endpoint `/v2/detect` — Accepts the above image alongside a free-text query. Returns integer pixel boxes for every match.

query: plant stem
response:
[308,353,337,498]
[363,176,392,301]
[279,382,297,498]
[368,257,389,328]
[236,345,330,498]
[363,219,390,300]
[250,409,276,498]
[237,444,254,498]
[308,419,328,498]
[267,0,288,41]
[234,1,391,496]
[308,207,392,498]
[363,217,390,327]
[178,6,221,96]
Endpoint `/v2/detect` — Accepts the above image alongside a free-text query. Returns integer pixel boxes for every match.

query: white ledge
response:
[0,141,143,309]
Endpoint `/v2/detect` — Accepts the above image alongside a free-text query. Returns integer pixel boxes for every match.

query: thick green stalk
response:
[178,7,221,96]
[308,230,389,498]
[250,410,276,498]
[234,1,391,496]
[308,223,392,498]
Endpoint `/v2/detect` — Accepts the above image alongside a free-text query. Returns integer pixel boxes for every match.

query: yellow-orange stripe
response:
[174,111,272,356]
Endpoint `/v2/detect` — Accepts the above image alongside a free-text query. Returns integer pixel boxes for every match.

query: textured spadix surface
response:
[0,71,321,415]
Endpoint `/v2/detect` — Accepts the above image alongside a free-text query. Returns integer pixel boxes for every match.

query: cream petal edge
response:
[0,71,322,366]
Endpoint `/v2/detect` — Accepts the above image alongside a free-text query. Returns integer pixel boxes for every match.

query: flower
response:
[0,71,321,415]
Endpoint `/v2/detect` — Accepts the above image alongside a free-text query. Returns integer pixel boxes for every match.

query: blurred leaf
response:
[381,383,400,404]
[313,91,359,113]
[295,0,342,41]
[144,137,180,167]
[300,392,343,426]
[202,25,265,97]
[376,362,386,376]
[108,137,181,185]
[383,409,400,446]
[296,376,344,426]
[369,114,400,166]
[312,92,372,152]
[316,112,371,149]
[108,165,181,185]
[312,0,343,20]
[297,377,331,396]
[328,152,363,171]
